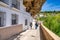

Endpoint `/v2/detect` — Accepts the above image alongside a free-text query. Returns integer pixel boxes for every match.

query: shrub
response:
[39,13,60,37]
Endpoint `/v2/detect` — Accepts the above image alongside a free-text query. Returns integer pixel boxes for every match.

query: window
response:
[11,14,18,25]
[12,0,20,10]
[0,0,9,5]
[12,0,17,8]
[25,19,28,25]
[0,12,5,27]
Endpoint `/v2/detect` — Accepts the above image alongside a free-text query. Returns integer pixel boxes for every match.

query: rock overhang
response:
[23,0,46,17]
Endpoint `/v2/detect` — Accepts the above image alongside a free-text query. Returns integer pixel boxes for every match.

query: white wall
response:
[0,6,33,30]
[0,6,20,26]
[20,0,33,30]
[0,0,33,30]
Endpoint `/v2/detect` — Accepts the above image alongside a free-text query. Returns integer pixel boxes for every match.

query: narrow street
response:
[13,27,40,40]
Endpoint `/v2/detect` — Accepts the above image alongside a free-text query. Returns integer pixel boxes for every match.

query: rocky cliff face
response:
[23,0,46,17]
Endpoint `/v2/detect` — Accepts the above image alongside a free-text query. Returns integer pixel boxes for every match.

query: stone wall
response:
[40,23,60,40]
[0,24,23,40]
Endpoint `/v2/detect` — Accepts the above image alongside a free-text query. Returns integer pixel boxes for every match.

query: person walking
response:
[30,22,32,29]
[35,22,38,29]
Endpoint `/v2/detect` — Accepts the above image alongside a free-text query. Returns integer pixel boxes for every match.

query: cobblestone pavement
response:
[13,27,40,40]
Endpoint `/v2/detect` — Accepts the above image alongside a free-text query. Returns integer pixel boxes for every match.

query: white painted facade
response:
[0,0,33,30]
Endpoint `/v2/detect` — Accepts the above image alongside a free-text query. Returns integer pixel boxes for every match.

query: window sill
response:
[12,7,20,12]
[0,1,9,7]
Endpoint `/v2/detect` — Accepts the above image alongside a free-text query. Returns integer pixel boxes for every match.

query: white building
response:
[0,0,33,30]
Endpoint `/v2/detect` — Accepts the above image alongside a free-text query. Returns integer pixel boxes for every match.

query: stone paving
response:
[13,27,40,40]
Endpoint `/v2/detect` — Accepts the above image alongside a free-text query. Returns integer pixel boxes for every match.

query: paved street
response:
[13,27,40,40]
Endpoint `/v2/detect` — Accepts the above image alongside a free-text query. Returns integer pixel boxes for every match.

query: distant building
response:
[39,13,46,17]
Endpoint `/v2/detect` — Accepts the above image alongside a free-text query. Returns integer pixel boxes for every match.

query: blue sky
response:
[41,0,60,11]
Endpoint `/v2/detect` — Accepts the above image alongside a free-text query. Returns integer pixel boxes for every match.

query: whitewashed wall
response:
[20,0,33,30]
[0,0,33,30]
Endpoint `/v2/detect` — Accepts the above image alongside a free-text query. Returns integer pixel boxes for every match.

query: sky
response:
[41,0,60,11]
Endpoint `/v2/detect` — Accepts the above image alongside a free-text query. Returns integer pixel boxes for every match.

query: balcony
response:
[12,4,20,12]
[0,0,9,7]
[12,0,20,10]
[12,4,17,9]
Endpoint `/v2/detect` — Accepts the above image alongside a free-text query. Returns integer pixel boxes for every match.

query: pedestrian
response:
[35,22,38,29]
[30,22,32,29]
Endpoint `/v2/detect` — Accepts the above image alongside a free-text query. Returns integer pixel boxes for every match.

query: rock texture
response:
[23,0,46,17]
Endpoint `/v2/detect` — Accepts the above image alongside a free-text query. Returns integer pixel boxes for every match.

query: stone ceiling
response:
[23,0,46,17]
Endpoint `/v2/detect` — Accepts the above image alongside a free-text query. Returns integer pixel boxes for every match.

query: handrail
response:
[40,23,60,40]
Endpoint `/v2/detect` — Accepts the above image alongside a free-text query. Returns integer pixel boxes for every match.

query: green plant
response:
[38,13,60,37]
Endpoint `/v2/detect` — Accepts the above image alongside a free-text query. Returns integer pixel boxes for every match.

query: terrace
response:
[0,0,60,40]
[0,22,60,40]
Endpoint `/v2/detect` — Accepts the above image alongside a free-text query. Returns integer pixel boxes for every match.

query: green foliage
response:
[39,13,60,37]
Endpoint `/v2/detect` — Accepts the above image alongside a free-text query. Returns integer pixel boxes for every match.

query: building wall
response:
[0,0,33,30]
